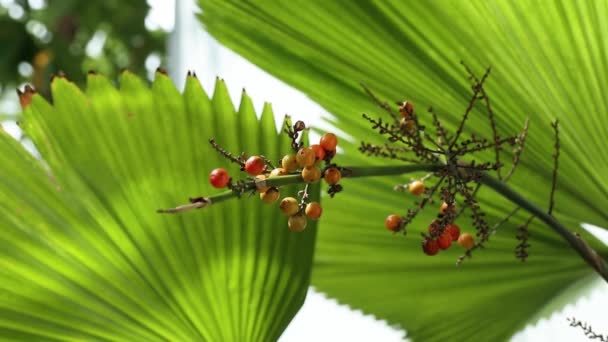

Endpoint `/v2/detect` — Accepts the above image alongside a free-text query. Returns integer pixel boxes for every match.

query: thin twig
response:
[448,64,492,150]
[503,118,529,182]
[548,120,560,215]
[462,62,502,179]
[360,83,399,122]
[209,138,245,168]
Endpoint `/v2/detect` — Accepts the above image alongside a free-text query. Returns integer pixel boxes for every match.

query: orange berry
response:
[288,213,307,232]
[305,202,322,220]
[445,224,461,241]
[458,233,475,249]
[209,168,230,188]
[269,167,288,177]
[245,156,266,175]
[437,232,452,250]
[422,238,439,256]
[281,154,299,172]
[280,197,300,216]
[259,187,280,204]
[296,147,316,167]
[385,214,402,232]
[310,144,326,163]
[302,165,321,183]
[320,133,338,151]
[408,180,425,195]
[324,167,341,185]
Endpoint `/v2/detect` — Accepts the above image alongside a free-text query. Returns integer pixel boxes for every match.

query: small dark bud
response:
[294,120,306,131]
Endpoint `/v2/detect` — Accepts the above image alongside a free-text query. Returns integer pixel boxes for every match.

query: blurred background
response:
[0,0,605,341]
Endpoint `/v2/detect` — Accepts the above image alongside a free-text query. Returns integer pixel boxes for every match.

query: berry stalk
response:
[158,163,608,283]
[479,173,608,282]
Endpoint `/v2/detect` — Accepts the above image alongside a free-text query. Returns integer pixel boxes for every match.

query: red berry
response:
[385,214,402,232]
[444,223,461,241]
[437,232,452,250]
[245,156,266,175]
[209,168,230,188]
[320,133,338,151]
[310,144,326,163]
[422,238,439,256]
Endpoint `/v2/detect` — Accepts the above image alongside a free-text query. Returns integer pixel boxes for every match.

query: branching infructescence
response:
[567,317,608,341]
[159,65,608,282]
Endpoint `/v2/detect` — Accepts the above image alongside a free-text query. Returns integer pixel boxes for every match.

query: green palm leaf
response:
[0,72,318,341]
[198,1,608,340]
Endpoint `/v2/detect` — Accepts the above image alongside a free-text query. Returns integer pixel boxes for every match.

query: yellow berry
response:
[305,202,322,220]
[296,147,316,167]
[288,213,307,232]
[270,167,288,177]
[302,165,321,183]
[280,197,300,216]
[408,180,425,195]
[281,154,299,172]
[260,187,280,204]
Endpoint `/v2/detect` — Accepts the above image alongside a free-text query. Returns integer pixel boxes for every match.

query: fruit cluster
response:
[385,179,476,256]
[208,122,343,232]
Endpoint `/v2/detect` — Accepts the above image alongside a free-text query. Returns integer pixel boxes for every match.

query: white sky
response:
[1,1,606,341]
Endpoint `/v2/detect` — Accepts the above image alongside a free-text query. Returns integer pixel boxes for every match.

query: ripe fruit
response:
[260,187,280,204]
[324,167,342,185]
[437,232,452,250]
[302,165,321,183]
[408,180,425,195]
[310,144,326,163]
[255,174,270,193]
[245,156,266,175]
[385,214,402,232]
[281,154,298,172]
[269,167,288,177]
[422,238,439,256]
[209,168,230,188]
[296,147,316,167]
[444,223,461,241]
[439,202,456,214]
[279,197,300,216]
[288,213,307,232]
[320,133,338,151]
[305,202,322,220]
[458,233,475,249]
